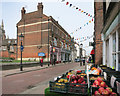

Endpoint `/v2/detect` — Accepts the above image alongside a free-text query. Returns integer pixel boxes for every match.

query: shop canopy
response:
[90,49,94,55]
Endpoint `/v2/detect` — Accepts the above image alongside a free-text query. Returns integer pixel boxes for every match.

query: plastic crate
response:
[67,79,88,95]
[89,74,104,81]
[49,81,68,93]
[91,86,119,96]
[67,82,88,95]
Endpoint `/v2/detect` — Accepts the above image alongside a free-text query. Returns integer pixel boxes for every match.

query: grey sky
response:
[1,0,94,55]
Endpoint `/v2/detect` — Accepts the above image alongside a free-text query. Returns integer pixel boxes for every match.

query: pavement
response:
[2,62,71,77]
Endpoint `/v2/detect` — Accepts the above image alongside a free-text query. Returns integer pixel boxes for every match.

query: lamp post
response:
[19,33,24,71]
[79,43,83,66]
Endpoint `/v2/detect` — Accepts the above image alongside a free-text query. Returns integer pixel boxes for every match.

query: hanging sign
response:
[38,52,45,56]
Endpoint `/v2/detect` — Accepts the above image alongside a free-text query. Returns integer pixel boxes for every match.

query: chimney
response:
[37,2,43,17]
[21,7,26,19]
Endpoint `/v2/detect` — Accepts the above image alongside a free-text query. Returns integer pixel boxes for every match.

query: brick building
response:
[17,3,75,63]
[0,20,17,59]
[94,2,104,65]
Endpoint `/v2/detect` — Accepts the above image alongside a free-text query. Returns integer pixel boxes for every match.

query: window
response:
[8,40,11,44]
[54,37,57,46]
[15,40,17,44]
[118,29,120,70]
[2,46,7,51]
[61,42,63,48]
[113,33,116,52]
[65,43,67,49]
[112,33,116,69]
[10,46,14,52]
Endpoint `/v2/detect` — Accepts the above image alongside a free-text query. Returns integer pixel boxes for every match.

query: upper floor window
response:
[65,43,67,49]
[8,40,11,44]
[61,41,63,48]
[54,37,57,46]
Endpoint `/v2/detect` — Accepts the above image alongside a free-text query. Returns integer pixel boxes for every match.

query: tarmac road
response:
[2,62,85,94]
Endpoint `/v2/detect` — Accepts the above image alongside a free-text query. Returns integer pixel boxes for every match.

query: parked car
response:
[75,58,80,62]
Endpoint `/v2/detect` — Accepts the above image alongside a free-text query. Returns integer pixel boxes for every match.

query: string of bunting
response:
[59,0,94,35]
[61,0,94,18]
[70,18,94,35]
[75,35,94,44]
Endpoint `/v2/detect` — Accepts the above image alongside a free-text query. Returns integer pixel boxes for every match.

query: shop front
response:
[61,48,71,63]
[102,12,120,71]
[50,46,61,64]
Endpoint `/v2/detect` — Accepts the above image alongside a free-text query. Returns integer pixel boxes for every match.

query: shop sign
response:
[53,47,55,52]
[38,52,45,56]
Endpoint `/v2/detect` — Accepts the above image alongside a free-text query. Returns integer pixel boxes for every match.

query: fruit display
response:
[49,69,88,94]
[58,78,68,83]
[91,76,118,96]
[92,87,118,96]
[91,78,108,87]
[90,76,104,80]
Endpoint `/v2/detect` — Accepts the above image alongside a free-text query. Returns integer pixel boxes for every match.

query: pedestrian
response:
[54,58,56,65]
[40,58,43,67]
[83,57,85,65]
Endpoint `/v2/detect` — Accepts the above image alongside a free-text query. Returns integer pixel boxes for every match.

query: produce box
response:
[89,74,104,81]
[49,81,68,93]
[67,81,88,95]
[91,86,118,96]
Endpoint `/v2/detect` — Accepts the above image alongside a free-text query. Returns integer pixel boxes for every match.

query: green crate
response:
[49,81,68,93]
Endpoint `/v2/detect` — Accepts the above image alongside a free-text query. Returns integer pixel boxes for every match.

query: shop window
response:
[118,29,120,71]
[118,29,120,51]
[113,33,116,52]
[112,54,116,69]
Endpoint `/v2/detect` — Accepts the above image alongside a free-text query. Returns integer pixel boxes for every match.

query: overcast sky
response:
[1,0,94,55]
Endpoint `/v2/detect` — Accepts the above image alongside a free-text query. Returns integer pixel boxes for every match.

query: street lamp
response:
[79,43,83,66]
[19,33,24,71]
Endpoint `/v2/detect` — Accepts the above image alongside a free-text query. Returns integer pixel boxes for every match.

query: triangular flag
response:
[90,15,92,17]
[61,0,65,2]
[86,13,88,15]
[81,10,83,12]
[69,4,72,7]
[72,6,75,8]
[84,24,86,26]
[83,12,86,13]
[86,22,88,25]
[89,21,91,23]
[88,14,90,16]
[79,9,81,11]
[76,7,78,9]
[66,2,69,5]
[80,27,81,29]
[92,18,93,21]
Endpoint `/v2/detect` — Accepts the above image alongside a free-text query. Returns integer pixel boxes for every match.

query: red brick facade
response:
[94,2,103,65]
[17,3,72,62]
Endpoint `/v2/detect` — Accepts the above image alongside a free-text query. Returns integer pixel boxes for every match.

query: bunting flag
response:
[70,17,94,34]
[75,35,94,43]
[59,0,94,35]
[66,2,69,5]
[60,0,94,18]
[74,35,93,41]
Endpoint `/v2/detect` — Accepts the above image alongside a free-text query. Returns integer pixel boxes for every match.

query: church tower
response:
[1,20,6,40]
